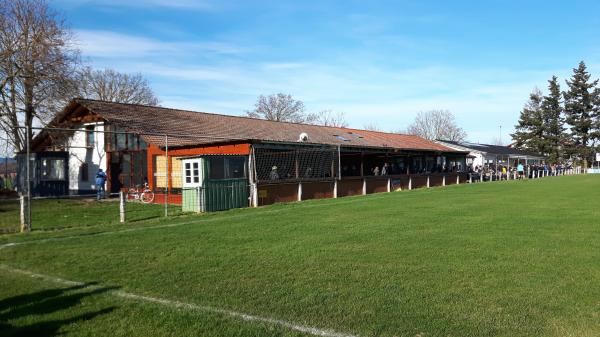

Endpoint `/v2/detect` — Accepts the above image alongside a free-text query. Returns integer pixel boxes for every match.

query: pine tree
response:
[541,76,566,163]
[563,61,598,169]
[512,88,545,152]
[593,86,600,151]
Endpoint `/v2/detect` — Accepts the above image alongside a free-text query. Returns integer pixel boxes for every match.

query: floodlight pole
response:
[24,125,31,232]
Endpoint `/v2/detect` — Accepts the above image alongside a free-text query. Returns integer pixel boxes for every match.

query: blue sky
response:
[54,0,600,143]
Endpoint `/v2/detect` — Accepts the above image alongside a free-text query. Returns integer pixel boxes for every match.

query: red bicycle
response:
[126,183,155,203]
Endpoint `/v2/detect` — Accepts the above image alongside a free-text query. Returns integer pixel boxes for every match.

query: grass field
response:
[1,175,599,337]
[0,198,184,233]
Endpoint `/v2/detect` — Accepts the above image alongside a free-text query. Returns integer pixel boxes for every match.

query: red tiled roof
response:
[59,99,461,153]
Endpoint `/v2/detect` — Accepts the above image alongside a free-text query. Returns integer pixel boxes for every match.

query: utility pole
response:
[499,125,502,146]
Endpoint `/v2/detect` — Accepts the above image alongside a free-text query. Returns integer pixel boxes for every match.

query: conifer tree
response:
[541,76,566,163]
[512,88,544,152]
[563,61,598,169]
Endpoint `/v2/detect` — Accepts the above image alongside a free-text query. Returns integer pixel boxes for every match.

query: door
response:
[181,158,203,212]
[110,153,122,193]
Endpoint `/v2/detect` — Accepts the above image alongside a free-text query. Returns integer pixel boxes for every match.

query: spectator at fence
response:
[517,163,524,179]
[269,166,280,180]
[95,169,107,201]
[304,167,313,178]
[381,163,389,175]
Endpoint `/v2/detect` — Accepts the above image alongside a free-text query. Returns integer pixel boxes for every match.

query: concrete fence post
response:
[251,183,258,207]
[333,180,338,198]
[20,195,26,231]
[119,191,126,223]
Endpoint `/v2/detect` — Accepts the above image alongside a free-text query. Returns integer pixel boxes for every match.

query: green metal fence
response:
[182,179,249,213]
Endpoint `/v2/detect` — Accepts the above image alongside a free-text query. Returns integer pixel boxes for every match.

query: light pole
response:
[499,125,502,146]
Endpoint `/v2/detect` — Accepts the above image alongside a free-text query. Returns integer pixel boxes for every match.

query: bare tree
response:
[0,0,79,152]
[405,109,467,141]
[490,136,504,146]
[313,109,348,127]
[363,123,382,131]
[247,93,316,123]
[77,67,159,106]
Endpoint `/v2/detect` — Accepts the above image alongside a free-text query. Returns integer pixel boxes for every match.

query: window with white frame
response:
[183,159,201,187]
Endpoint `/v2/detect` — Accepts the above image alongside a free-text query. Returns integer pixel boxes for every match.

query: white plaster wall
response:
[471,153,484,168]
[67,123,107,193]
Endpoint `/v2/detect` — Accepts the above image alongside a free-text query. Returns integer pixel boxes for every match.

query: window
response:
[192,162,200,183]
[209,157,225,179]
[183,159,202,187]
[41,159,65,181]
[207,156,247,180]
[104,125,148,152]
[185,163,191,184]
[116,133,127,150]
[85,125,95,147]
[80,163,89,181]
[227,157,246,178]
[334,135,351,142]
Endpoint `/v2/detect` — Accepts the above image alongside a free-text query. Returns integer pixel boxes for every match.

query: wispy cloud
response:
[74,30,246,58]
[261,62,309,70]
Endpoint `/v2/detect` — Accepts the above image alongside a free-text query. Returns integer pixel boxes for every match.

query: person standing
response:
[381,163,389,175]
[269,166,279,180]
[373,166,380,176]
[517,163,524,180]
[95,168,107,201]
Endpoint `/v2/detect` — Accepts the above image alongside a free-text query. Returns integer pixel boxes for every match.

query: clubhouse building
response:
[23,99,469,211]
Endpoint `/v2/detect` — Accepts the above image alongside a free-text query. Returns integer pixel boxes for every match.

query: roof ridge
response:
[74,98,420,138]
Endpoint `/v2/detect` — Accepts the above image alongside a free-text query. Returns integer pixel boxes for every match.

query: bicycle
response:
[127,183,155,204]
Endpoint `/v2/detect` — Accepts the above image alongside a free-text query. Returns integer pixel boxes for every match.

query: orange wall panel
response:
[146,143,251,189]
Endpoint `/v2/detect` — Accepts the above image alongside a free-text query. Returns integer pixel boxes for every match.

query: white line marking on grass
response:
[0,242,18,250]
[1,265,358,337]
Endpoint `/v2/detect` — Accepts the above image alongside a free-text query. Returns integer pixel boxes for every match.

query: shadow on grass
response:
[0,283,117,337]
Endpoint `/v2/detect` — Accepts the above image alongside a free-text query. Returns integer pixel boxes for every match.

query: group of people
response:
[470,163,571,181]
[371,163,463,176]
[471,164,524,181]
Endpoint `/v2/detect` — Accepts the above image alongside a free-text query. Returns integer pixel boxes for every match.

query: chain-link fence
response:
[1,124,587,233]
[0,134,18,233]
[3,125,255,233]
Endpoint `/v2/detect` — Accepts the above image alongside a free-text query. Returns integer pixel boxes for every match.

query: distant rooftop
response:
[437,140,545,158]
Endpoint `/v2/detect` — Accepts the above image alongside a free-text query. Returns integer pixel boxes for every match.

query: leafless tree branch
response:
[404,109,467,141]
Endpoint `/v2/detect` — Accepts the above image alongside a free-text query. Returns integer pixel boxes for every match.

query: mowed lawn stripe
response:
[1,175,599,336]
[1,265,357,337]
